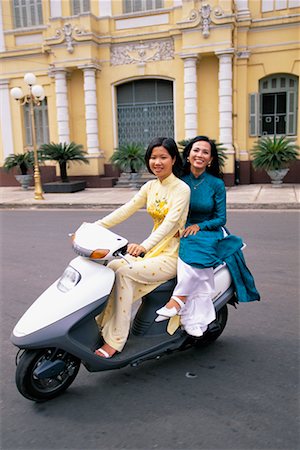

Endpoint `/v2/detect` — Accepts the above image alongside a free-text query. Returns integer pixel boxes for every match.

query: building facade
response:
[0,0,299,186]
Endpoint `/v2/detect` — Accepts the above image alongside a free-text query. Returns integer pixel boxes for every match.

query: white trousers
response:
[173,258,216,334]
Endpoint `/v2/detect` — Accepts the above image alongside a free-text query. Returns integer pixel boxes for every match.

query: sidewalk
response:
[0,184,299,209]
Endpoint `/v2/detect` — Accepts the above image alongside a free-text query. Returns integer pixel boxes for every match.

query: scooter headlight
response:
[57,266,81,293]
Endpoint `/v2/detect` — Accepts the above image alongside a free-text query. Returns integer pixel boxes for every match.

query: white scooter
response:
[11,223,238,402]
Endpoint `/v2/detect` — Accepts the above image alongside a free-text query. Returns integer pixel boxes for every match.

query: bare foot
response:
[165,296,186,311]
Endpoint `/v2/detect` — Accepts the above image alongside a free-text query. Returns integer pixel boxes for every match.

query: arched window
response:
[249,74,298,136]
[116,79,174,148]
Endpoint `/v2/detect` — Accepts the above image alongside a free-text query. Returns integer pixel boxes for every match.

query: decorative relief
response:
[201,3,212,38]
[177,2,226,38]
[45,23,88,53]
[55,23,87,53]
[200,3,225,38]
[111,39,174,66]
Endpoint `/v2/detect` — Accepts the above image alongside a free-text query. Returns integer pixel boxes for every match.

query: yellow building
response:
[0,0,299,186]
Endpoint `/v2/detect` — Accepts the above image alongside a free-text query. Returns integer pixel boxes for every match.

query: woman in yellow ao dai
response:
[94,137,190,358]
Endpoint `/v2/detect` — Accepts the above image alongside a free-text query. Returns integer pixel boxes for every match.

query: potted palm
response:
[39,141,89,192]
[251,136,299,187]
[110,143,145,189]
[3,151,34,190]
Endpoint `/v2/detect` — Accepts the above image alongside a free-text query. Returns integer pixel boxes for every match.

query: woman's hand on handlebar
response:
[181,224,200,237]
[127,243,147,257]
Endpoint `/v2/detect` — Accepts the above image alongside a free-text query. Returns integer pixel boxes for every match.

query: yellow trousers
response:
[98,254,177,352]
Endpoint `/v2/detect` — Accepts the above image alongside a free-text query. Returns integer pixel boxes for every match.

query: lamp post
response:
[11,73,45,200]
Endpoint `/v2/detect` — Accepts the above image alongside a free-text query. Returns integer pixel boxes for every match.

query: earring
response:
[208,162,211,167]
[187,157,190,162]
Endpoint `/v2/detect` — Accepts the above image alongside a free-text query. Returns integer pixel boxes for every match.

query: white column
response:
[50,0,62,17]
[182,55,198,139]
[53,69,70,143]
[0,80,14,157]
[215,50,234,153]
[80,65,102,155]
[0,0,5,52]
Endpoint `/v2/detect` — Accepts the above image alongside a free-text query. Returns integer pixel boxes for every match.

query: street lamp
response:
[10,73,45,200]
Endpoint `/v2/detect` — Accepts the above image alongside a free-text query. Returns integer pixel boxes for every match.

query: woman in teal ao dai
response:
[156,136,226,337]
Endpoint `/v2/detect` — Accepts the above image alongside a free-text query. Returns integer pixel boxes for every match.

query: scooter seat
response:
[150,278,177,293]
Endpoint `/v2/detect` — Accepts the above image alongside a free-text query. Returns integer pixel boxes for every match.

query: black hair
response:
[182,135,222,178]
[145,137,184,178]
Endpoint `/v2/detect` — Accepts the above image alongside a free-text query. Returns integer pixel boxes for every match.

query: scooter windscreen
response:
[72,223,128,260]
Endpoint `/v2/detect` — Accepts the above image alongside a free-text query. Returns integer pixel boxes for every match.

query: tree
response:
[110,143,145,173]
[39,142,89,182]
[3,151,34,175]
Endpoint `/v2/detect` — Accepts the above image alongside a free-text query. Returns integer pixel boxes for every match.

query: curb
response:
[1,203,299,210]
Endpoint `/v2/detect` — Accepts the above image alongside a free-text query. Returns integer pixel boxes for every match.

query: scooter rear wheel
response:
[15,348,80,402]
[194,304,228,346]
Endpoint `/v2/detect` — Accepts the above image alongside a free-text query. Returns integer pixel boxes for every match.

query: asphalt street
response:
[1,210,299,450]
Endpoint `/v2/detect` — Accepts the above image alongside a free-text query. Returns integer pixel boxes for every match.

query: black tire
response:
[194,303,228,347]
[15,348,80,402]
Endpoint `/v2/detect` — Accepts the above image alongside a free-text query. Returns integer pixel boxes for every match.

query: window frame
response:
[71,0,90,15]
[249,74,298,137]
[116,79,174,148]
[123,0,163,14]
[13,0,43,28]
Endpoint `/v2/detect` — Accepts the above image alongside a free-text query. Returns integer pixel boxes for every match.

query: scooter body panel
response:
[212,263,232,301]
[13,257,115,337]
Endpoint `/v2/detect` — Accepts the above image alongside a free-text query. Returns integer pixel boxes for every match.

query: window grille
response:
[23,98,50,148]
[249,75,298,136]
[117,79,174,148]
[13,0,43,28]
[123,0,163,14]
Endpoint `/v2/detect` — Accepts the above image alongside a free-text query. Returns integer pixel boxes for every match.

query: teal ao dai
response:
[179,171,226,269]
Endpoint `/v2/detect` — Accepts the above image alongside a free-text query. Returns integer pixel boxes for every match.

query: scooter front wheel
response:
[15,348,80,402]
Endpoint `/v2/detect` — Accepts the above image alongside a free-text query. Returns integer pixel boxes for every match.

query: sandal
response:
[155,296,186,322]
[94,346,117,359]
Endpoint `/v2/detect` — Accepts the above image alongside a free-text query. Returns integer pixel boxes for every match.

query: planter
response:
[15,174,33,190]
[129,172,141,189]
[43,181,86,193]
[266,168,289,187]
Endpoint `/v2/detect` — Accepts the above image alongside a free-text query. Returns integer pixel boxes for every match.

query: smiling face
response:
[188,140,213,176]
[149,146,175,181]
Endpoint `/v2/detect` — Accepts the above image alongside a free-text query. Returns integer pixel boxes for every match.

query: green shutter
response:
[287,91,297,135]
[249,93,259,136]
